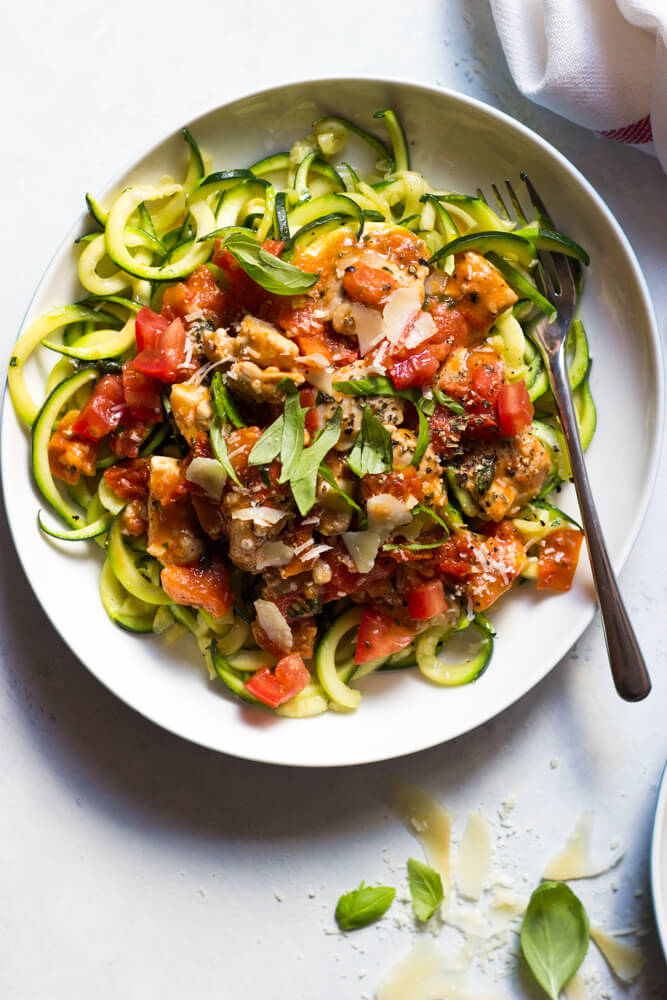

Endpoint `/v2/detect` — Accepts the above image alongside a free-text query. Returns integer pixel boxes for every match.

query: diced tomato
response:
[390,348,440,389]
[244,653,310,708]
[226,426,262,475]
[104,458,150,500]
[405,580,447,620]
[131,317,189,383]
[428,405,463,459]
[110,416,150,458]
[48,410,98,484]
[361,466,425,503]
[436,530,480,577]
[160,556,232,619]
[72,375,126,440]
[342,262,399,308]
[161,265,228,326]
[299,387,320,433]
[121,363,163,422]
[261,239,284,257]
[135,306,169,351]
[497,380,534,437]
[355,605,415,665]
[537,528,584,592]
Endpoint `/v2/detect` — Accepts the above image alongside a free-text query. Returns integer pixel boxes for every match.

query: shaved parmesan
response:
[350,302,385,356]
[254,600,292,652]
[185,457,226,501]
[294,353,329,369]
[590,927,645,982]
[405,311,437,349]
[307,368,334,395]
[366,494,413,537]
[342,530,381,574]
[255,542,295,570]
[563,973,588,1000]
[542,812,624,880]
[391,780,451,894]
[377,939,501,1000]
[232,506,287,527]
[382,285,422,345]
[456,812,492,901]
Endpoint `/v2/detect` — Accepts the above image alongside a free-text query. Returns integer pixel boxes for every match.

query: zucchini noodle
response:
[7,109,597,719]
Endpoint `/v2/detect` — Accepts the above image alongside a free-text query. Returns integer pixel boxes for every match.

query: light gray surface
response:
[1,2,665,997]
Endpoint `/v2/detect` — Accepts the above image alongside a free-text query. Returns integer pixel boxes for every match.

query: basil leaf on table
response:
[247,415,284,466]
[335,882,396,931]
[347,406,394,479]
[210,372,245,428]
[215,231,318,295]
[209,416,241,487]
[520,881,590,1000]
[407,858,444,922]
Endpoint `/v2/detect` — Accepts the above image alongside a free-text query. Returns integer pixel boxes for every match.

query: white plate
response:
[651,763,667,961]
[1,78,663,767]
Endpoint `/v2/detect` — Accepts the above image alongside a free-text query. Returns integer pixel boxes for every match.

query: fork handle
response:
[544,348,651,701]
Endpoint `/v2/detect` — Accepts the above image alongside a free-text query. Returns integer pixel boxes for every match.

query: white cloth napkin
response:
[489,0,667,171]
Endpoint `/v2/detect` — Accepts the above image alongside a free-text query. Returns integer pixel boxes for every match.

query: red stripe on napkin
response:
[599,115,653,145]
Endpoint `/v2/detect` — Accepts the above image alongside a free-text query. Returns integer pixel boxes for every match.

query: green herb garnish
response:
[290,409,342,515]
[433,388,465,415]
[520,881,590,1000]
[213,231,318,295]
[209,417,241,486]
[318,463,366,526]
[210,373,245,428]
[247,415,284,466]
[347,406,393,479]
[277,390,308,485]
[407,858,444,922]
[335,882,396,931]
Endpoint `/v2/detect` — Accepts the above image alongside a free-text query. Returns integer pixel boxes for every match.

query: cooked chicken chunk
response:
[202,314,298,368]
[425,251,517,343]
[452,431,551,521]
[169,384,213,444]
[225,361,304,402]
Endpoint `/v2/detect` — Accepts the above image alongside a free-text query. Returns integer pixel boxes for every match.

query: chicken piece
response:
[201,326,235,363]
[169,384,213,444]
[388,429,445,506]
[317,362,406,451]
[47,410,98,484]
[202,315,299,369]
[425,251,517,344]
[452,431,551,521]
[120,499,148,536]
[147,456,206,565]
[225,361,304,402]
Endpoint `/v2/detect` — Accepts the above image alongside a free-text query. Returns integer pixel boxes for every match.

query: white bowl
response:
[1,77,663,766]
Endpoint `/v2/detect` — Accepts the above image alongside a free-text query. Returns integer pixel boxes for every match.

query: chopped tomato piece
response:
[72,375,126,440]
[48,410,98,484]
[261,239,284,257]
[135,306,169,351]
[131,317,190,383]
[390,348,439,388]
[342,262,399,308]
[160,557,232,618]
[537,528,584,592]
[110,416,150,458]
[355,606,415,664]
[436,530,480,577]
[122,363,163,422]
[244,653,310,708]
[161,265,228,325]
[497,380,534,436]
[405,580,447,620]
[104,458,150,500]
[299,387,320,433]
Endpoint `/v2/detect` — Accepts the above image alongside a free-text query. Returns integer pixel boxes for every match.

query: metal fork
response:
[487,174,651,702]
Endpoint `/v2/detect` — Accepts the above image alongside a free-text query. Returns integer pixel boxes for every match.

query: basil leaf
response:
[412,401,431,467]
[335,882,396,931]
[318,463,367,526]
[216,231,318,295]
[411,504,450,535]
[210,373,245,428]
[477,457,496,495]
[290,409,342,515]
[382,538,447,551]
[419,393,436,416]
[347,406,393,478]
[209,416,241,487]
[278,391,307,484]
[247,415,283,466]
[520,881,590,1000]
[407,858,444,922]
[433,388,465,415]
[333,375,419,403]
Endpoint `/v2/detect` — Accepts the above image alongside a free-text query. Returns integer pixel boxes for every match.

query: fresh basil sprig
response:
[290,409,342,515]
[210,373,245,428]
[209,417,241,487]
[520,881,590,1000]
[411,504,450,535]
[407,858,444,922]
[433,387,465,415]
[382,538,447,552]
[318,463,367,526]
[278,391,308,485]
[335,882,396,931]
[213,231,318,295]
[347,406,394,479]
[333,376,432,469]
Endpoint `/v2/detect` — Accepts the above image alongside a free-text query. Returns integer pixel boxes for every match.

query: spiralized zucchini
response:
[7,109,596,718]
